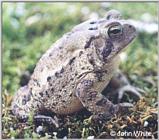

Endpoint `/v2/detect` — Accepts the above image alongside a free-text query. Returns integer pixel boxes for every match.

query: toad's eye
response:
[108,25,122,38]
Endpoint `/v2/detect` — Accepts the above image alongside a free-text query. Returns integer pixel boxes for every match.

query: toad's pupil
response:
[109,26,122,35]
[111,28,121,34]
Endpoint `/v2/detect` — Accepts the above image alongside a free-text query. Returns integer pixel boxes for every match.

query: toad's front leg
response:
[75,74,133,121]
[103,71,143,103]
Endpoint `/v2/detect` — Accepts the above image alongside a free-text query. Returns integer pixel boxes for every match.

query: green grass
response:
[2,2,158,139]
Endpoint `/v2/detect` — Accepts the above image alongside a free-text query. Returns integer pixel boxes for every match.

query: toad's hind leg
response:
[12,86,59,127]
[11,86,34,120]
[103,71,143,103]
[34,115,59,128]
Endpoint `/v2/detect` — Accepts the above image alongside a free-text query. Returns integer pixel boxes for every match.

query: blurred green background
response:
[2,2,157,96]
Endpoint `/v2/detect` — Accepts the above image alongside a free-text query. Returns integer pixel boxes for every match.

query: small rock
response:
[144,121,149,127]
[87,136,94,139]
[36,125,43,133]
[63,136,67,139]
[53,132,57,139]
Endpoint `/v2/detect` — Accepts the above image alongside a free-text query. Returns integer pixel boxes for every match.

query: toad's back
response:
[11,30,103,117]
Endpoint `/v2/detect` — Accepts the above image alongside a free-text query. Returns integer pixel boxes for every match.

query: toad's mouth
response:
[117,33,137,54]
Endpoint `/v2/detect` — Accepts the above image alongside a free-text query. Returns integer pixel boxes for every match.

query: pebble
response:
[144,121,149,127]
[36,125,43,133]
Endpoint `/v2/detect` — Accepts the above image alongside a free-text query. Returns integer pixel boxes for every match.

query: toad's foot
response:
[91,102,133,122]
[117,85,143,103]
[34,115,59,128]
[103,71,144,103]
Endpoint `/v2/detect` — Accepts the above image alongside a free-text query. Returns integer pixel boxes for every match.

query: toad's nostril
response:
[88,27,97,30]
[90,21,96,24]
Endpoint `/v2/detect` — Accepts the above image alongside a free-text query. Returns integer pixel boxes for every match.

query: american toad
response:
[12,10,141,126]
